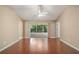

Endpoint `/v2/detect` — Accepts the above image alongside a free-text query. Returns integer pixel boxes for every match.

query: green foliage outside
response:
[30,24,48,33]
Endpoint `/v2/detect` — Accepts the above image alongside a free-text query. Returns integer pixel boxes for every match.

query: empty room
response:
[0,5,79,54]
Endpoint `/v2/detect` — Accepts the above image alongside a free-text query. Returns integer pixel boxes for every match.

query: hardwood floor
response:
[0,38,79,54]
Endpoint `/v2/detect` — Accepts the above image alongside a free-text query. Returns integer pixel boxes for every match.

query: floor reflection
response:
[29,38,48,52]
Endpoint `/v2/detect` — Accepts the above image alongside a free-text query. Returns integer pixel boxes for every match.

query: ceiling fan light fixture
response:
[38,12,48,17]
[38,5,48,17]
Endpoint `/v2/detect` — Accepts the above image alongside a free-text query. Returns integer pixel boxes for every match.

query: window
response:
[30,24,48,33]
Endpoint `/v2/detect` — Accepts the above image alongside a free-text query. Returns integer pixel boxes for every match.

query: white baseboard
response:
[26,37,30,38]
[0,37,22,52]
[19,37,23,39]
[48,37,57,39]
[60,39,79,51]
[24,36,57,39]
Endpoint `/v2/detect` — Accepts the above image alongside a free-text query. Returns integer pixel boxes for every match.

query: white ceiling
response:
[9,5,66,21]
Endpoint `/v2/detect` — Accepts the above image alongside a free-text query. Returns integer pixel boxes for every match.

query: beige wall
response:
[57,6,79,49]
[0,6,22,50]
[56,21,60,38]
[25,21,56,38]
[18,20,23,39]
[48,21,56,38]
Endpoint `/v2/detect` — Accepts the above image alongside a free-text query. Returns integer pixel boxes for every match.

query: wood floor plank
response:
[0,38,79,54]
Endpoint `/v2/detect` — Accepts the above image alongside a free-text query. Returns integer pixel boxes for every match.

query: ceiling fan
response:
[38,5,48,17]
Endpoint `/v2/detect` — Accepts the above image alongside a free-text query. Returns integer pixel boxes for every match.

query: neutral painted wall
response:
[0,6,22,50]
[25,21,56,38]
[57,6,79,49]
[48,21,56,38]
[18,20,23,39]
[56,21,60,38]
